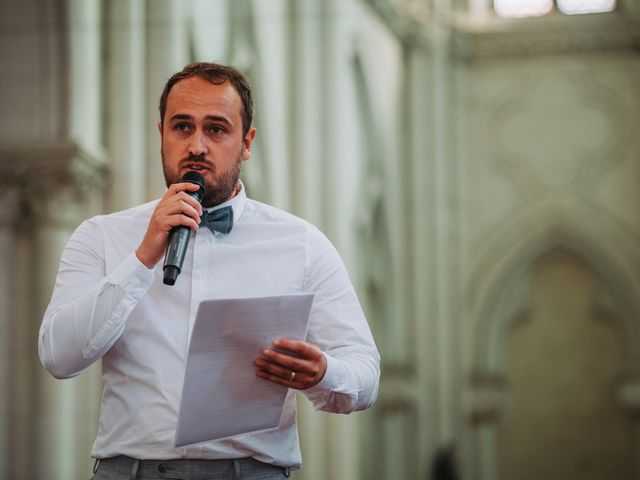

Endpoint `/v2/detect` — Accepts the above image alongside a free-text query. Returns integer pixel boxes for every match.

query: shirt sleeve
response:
[301,226,380,413]
[38,217,155,379]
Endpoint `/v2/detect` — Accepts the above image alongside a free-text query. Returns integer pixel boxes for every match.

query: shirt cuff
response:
[302,353,360,413]
[305,353,342,393]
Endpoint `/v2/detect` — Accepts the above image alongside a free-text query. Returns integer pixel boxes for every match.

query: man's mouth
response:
[184,163,209,172]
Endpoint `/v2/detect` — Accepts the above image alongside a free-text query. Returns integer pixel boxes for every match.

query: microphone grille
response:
[181,171,205,188]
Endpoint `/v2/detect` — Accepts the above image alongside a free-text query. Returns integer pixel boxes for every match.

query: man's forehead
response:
[165,77,241,117]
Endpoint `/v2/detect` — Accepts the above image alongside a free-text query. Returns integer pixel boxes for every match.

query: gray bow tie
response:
[200,206,234,234]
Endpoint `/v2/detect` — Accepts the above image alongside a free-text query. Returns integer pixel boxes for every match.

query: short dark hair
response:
[159,62,254,136]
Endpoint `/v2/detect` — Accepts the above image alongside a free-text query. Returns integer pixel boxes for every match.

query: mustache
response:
[180,154,214,170]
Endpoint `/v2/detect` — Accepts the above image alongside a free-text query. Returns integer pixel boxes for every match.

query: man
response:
[39,62,380,479]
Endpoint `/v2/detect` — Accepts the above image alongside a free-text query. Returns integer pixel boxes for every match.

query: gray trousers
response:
[91,456,292,480]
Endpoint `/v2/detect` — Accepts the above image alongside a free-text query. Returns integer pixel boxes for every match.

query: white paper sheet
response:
[174,293,314,447]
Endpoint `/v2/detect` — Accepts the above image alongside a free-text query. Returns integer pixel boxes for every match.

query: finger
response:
[272,339,323,361]
[254,358,299,381]
[157,194,203,221]
[254,357,312,382]
[170,198,203,223]
[162,182,196,200]
[260,348,324,380]
[260,348,304,371]
[254,362,309,389]
[255,368,303,388]
[172,181,202,193]
[165,213,200,231]
[173,191,204,215]
[152,204,201,232]
[271,340,327,387]
[162,184,204,212]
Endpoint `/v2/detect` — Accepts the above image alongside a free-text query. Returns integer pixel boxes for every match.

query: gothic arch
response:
[470,214,640,376]
[465,213,640,479]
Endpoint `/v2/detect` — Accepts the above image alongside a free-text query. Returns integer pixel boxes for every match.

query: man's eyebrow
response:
[204,115,232,125]
[169,114,193,122]
[168,114,232,125]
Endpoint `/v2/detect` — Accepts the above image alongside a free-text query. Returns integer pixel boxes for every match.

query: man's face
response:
[159,76,256,208]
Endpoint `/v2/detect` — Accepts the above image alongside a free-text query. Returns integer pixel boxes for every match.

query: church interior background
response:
[1,0,639,478]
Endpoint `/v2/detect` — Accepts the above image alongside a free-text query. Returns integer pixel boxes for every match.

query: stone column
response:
[33,147,106,480]
[0,0,107,478]
[145,0,190,200]
[0,190,22,479]
[313,1,363,478]
[0,142,107,480]
[289,0,324,227]
[409,41,441,465]
[287,0,329,477]
[106,0,147,211]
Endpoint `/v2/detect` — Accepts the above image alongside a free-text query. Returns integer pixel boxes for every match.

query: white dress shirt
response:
[39,184,380,468]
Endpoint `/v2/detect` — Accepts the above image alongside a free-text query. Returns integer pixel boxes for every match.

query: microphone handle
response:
[163,225,191,285]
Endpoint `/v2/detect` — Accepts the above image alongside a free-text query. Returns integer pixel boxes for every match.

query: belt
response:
[94,455,291,479]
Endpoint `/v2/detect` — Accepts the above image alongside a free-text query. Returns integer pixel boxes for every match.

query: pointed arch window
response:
[494,0,616,18]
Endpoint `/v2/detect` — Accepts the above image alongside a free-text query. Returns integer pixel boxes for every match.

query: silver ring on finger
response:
[290,371,296,381]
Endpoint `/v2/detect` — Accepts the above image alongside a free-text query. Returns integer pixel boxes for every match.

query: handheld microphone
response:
[163,171,206,285]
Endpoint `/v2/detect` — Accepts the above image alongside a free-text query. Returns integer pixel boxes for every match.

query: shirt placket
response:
[183,227,214,458]
[188,228,212,346]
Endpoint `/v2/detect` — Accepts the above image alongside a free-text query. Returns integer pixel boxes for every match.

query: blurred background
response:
[1,0,640,479]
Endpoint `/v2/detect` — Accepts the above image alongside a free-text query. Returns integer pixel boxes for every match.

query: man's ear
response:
[157,121,163,139]
[242,128,257,161]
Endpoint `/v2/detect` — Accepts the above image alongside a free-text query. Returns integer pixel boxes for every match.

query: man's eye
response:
[174,123,191,132]
[208,125,225,134]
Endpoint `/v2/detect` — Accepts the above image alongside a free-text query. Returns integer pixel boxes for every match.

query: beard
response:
[162,151,243,208]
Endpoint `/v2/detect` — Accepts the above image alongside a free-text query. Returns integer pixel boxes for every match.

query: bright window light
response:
[557,0,616,14]
[494,0,554,18]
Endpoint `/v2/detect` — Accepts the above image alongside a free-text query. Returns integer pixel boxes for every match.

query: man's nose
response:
[187,130,207,156]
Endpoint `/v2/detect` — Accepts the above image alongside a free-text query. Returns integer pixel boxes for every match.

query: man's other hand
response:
[254,339,327,390]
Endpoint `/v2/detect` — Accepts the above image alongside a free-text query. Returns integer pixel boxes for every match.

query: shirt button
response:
[157,464,167,473]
